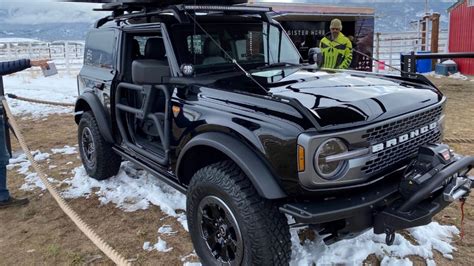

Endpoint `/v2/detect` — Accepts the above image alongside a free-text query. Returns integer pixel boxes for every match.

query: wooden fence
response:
[0,40,84,74]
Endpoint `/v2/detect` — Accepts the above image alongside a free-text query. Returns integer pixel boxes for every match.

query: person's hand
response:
[30,59,50,68]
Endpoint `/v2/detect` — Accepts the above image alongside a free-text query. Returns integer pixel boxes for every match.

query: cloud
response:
[0,1,103,24]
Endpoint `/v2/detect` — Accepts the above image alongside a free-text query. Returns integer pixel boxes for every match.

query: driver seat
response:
[202,39,227,65]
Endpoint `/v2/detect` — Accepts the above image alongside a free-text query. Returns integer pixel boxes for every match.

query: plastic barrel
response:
[416,51,432,73]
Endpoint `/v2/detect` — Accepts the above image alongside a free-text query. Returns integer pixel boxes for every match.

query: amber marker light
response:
[297,145,305,172]
[172,105,181,117]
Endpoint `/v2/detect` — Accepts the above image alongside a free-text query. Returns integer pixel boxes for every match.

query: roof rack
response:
[90,1,272,28]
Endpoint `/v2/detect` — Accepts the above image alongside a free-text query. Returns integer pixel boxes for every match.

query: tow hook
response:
[385,228,395,246]
[443,175,473,202]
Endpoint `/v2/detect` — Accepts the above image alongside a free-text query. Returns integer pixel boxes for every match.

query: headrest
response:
[204,39,222,57]
[145,38,166,60]
[132,39,141,59]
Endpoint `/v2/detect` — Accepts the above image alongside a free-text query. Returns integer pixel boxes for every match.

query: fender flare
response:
[177,132,287,199]
[74,92,114,143]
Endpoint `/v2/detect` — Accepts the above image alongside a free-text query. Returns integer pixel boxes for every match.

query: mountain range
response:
[0,0,457,42]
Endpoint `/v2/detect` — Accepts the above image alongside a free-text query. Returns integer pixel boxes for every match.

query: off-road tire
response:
[186,160,291,265]
[78,111,121,180]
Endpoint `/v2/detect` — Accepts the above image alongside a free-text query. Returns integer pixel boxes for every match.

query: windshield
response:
[169,21,301,74]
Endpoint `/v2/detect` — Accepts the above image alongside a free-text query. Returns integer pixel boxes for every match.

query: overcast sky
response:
[0,1,103,24]
[0,0,458,25]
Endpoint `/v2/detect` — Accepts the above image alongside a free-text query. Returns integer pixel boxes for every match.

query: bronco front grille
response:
[361,105,443,175]
[362,105,443,142]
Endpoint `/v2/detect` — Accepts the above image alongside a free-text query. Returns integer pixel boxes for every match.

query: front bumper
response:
[280,155,474,244]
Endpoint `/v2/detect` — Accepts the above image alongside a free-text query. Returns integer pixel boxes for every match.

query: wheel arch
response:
[74,92,114,143]
[177,132,287,199]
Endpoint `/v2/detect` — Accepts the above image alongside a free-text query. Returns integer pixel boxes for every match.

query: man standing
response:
[0,59,48,209]
[319,18,353,69]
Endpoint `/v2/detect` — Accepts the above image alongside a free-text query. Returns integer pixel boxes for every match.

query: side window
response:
[187,35,204,55]
[84,30,116,68]
[469,0,474,7]
[265,25,300,65]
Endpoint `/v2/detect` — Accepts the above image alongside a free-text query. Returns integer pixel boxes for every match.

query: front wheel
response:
[186,161,291,265]
[78,111,121,180]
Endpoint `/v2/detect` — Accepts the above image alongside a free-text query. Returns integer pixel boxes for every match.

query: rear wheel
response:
[78,111,121,180]
[186,161,291,265]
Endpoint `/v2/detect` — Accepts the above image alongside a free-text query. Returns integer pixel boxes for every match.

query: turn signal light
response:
[297,145,305,172]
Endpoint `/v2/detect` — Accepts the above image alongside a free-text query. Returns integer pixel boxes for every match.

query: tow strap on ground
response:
[444,137,474,144]
[6,93,75,107]
[2,99,131,266]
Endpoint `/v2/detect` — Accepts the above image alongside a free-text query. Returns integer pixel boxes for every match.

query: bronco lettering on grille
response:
[371,122,438,153]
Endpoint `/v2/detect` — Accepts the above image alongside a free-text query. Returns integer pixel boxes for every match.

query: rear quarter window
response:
[84,30,116,69]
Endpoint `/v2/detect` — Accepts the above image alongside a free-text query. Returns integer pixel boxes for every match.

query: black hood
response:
[267,70,443,128]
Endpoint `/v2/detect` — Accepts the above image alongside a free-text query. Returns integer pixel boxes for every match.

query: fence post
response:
[389,38,393,68]
[65,41,70,75]
[421,16,427,51]
[376,32,381,73]
[6,43,11,59]
[431,13,440,69]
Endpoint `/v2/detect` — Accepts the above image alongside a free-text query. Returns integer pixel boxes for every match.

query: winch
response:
[399,144,458,200]
[374,143,474,245]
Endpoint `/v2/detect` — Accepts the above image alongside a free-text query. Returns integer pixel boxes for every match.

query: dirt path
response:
[0,76,473,265]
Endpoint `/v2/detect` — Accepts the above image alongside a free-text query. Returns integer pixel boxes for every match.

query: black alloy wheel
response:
[81,127,96,169]
[198,195,243,264]
[186,161,291,266]
[78,111,121,180]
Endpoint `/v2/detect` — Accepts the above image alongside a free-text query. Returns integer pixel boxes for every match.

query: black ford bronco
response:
[74,0,474,264]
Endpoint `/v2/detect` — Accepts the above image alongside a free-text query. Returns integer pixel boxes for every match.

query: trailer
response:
[249,1,375,71]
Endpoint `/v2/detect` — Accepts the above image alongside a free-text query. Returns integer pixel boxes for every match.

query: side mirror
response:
[308,47,323,68]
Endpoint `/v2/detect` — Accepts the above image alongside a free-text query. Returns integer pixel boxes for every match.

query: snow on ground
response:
[2,73,76,117]
[448,72,469,81]
[143,237,173,253]
[51,145,77,155]
[424,71,470,81]
[61,162,188,230]
[290,223,458,265]
[158,225,178,235]
[6,74,463,265]
[11,153,459,265]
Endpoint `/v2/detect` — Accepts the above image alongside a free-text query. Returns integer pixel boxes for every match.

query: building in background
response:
[249,1,375,71]
[448,0,474,75]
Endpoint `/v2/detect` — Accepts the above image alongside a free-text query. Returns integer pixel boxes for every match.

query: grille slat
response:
[361,106,443,175]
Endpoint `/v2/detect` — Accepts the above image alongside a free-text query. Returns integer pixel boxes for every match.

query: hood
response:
[267,70,443,129]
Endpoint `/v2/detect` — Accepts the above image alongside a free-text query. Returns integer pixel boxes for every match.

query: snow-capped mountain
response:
[306,0,455,32]
[0,2,102,42]
[0,0,457,42]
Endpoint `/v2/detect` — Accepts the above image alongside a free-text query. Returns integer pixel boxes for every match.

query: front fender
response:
[177,132,287,199]
[74,92,114,143]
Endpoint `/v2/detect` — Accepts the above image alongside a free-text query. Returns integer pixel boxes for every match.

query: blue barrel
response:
[416,51,432,73]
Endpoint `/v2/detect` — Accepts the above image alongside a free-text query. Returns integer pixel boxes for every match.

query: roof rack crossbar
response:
[93,3,273,28]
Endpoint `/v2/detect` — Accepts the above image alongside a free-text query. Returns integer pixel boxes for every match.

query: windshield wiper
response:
[256,62,301,70]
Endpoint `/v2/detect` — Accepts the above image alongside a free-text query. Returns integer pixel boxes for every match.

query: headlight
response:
[314,138,348,179]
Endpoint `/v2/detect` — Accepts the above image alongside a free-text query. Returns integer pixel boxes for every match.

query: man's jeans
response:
[0,106,10,202]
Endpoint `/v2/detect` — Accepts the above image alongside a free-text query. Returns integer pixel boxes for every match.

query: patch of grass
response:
[68,252,84,265]
[21,206,37,221]
[136,229,147,239]
[46,244,61,257]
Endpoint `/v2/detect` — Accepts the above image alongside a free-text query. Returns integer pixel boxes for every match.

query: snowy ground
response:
[2,72,465,265]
